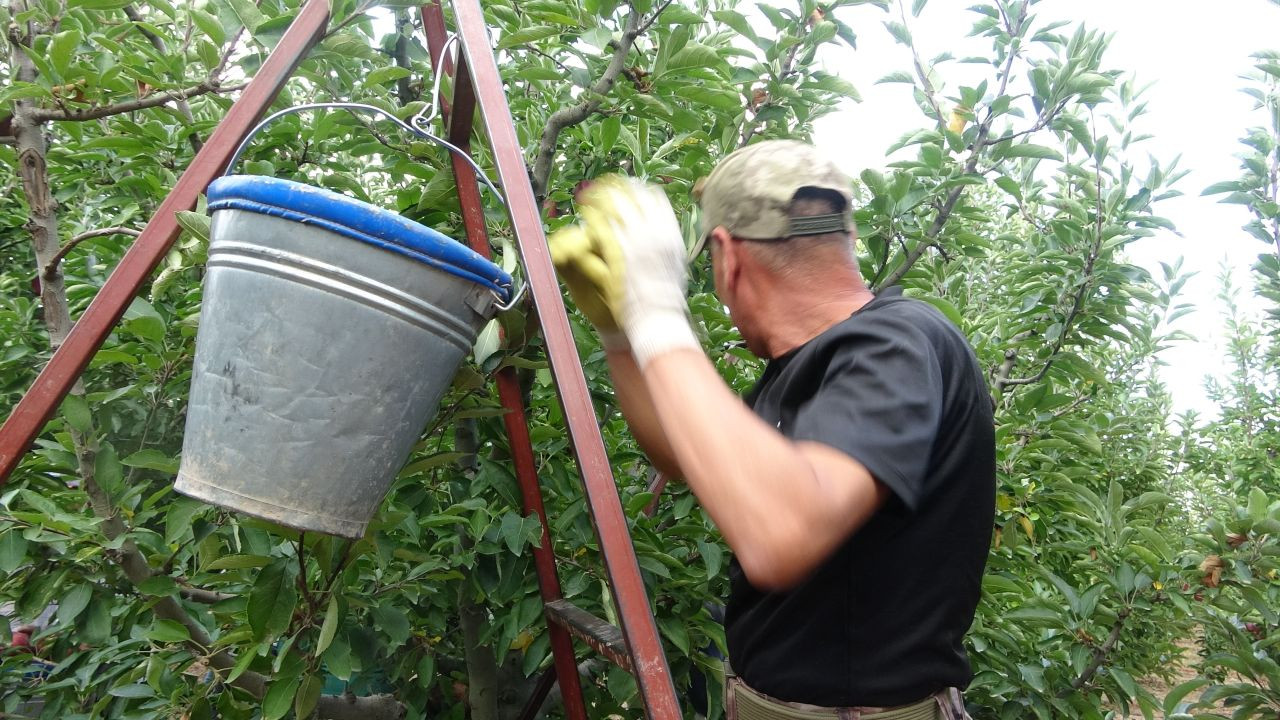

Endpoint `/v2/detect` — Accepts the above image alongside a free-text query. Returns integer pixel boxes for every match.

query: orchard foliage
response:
[0,0,1278,719]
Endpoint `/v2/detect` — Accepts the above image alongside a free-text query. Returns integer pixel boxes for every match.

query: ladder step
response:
[544,599,633,671]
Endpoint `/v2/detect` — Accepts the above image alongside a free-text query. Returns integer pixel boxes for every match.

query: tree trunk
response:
[454,418,501,720]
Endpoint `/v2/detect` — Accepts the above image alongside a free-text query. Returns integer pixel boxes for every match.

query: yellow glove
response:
[548,222,626,343]
[576,175,697,368]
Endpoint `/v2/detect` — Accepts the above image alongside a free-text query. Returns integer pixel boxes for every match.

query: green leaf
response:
[883,20,912,45]
[499,511,524,554]
[673,85,740,110]
[49,29,82,79]
[247,559,296,642]
[147,618,192,643]
[57,583,92,624]
[659,5,705,24]
[83,593,112,643]
[1202,180,1244,196]
[0,82,53,105]
[137,575,178,596]
[497,25,561,50]
[371,603,412,649]
[994,176,1023,202]
[0,529,29,574]
[165,498,204,543]
[295,674,322,720]
[400,452,468,477]
[207,554,273,570]
[317,595,340,654]
[60,394,93,434]
[365,66,413,86]
[324,634,352,680]
[174,211,210,242]
[876,71,914,84]
[191,8,226,45]
[711,10,757,41]
[262,677,300,720]
[121,449,179,474]
[666,43,725,72]
[1004,607,1063,626]
[1163,678,1209,715]
[66,0,132,8]
[657,614,690,654]
[473,319,501,365]
[109,683,155,698]
[810,20,837,44]
[1247,487,1267,522]
[915,294,963,327]
[227,0,266,33]
[599,115,621,154]
[517,66,564,82]
[1000,143,1063,161]
[911,0,928,16]
[1109,666,1138,699]
[94,442,124,502]
[697,540,723,578]
[226,641,261,683]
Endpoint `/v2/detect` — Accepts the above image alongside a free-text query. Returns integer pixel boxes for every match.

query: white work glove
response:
[577,176,700,368]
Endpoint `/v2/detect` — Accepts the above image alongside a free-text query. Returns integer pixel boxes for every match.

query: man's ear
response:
[710,227,740,291]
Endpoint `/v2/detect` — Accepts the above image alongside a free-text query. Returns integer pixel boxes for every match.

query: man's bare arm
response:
[643,348,889,590]
[605,345,683,479]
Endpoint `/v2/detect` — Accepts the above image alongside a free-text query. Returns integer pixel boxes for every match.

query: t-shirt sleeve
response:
[790,319,944,511]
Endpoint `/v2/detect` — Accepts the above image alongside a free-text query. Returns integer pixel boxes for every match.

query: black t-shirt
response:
[725,287,996,707]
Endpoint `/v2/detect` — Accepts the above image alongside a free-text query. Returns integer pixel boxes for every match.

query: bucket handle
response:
[224,101,526,310]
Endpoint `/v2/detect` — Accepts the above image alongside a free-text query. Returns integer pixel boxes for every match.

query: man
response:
[549,140,995,719]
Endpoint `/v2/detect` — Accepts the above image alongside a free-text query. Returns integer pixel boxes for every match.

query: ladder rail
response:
[444,2,683,717]
[419,10,591,718]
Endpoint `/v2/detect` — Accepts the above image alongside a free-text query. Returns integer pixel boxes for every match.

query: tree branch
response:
[996,120,1106,392]
[740,39,803,150]
[316,693,406,720]
[1065,607,1131,693]
[392,10,416,106]
[43,226,140,279]
[28,79,244,123]
[179,586,233,604]
[122,4,203,153]
[901,2,944,131]
[530,6,646,201]
[636,0,675,35]
[873,3,1028,292]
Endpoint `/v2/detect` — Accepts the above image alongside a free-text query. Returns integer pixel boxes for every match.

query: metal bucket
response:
[174,174,513,537]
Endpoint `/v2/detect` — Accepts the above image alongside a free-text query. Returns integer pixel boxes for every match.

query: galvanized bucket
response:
[175,104,515,538]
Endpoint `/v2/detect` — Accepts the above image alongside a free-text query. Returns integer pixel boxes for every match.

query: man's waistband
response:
[726,675,968,720]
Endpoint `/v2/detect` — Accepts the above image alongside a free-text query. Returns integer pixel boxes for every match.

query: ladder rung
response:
[544,599,633,671]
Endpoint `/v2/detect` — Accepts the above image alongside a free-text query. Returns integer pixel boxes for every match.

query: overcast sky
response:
[811,0,1277,419]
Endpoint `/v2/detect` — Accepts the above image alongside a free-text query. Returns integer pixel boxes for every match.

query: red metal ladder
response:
[0,0,683,717]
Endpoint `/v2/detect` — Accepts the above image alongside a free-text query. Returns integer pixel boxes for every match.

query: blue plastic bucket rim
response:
[206,175,513,301]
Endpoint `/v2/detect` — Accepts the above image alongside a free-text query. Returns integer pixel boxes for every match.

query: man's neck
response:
[760,278,875,358]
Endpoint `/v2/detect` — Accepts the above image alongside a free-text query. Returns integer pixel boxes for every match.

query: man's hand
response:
[576,176,699,368]
[548,223,626,346]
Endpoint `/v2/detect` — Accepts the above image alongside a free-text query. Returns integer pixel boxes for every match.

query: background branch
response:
[530,7,647,201]
[29,80,245,123]
[122,4,203,152]
[43,226,140,279]
[996,123,1107,391]
[1065,607,1132,692]
[874,4,1028,291]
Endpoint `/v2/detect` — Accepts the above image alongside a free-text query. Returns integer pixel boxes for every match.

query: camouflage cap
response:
[695,139,854,240]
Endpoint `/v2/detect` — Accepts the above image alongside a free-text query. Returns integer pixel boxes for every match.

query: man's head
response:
[695,140,864,356]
